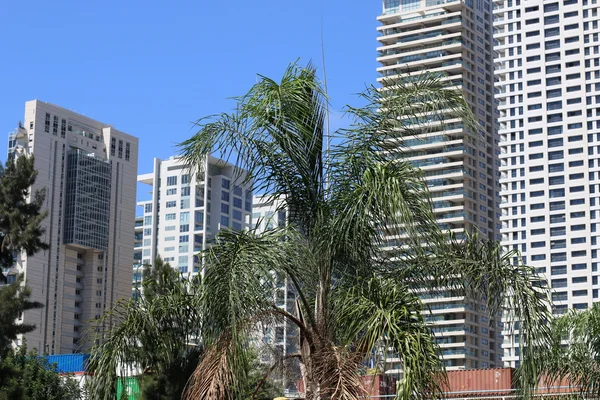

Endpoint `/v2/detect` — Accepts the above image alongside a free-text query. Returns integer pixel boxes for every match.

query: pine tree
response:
[0,155,52,398]
[141,257,182,301]
[0,275,43,357]
[0,155,47,353]
[0,155,48,275]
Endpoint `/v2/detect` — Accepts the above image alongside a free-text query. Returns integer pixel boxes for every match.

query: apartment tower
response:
[5,100,138,354]
[377,0,502,369]
[135,156,252,278]
[251,195,298,394]
[494,0,600,367]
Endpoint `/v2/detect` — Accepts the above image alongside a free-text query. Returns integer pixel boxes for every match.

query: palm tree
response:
[532,303,600,397]
[178,62,552,400]
[86,258,203,400]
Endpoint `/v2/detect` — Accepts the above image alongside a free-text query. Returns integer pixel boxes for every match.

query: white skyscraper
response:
[251,195,298,394]
[494,0,599,367]
[377,0,503,369]
[135,156,252,276]
[6,100,138,354]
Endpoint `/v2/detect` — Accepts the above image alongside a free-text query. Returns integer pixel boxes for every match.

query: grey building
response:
[5,100,138,354]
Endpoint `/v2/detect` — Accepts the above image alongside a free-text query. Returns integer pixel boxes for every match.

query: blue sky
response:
[0,0,381,202]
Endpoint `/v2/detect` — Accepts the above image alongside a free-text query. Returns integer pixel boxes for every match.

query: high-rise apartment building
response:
[135,156,252,276]
[494,0,600,367]
[5,100,138,354]
[377,0,503,369]
[251,195,298,393]
[133,216,144,299]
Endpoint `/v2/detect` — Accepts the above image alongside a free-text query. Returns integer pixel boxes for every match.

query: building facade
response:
[252,195,298,394]
[6,100,138,354]
[494,0,600,367]
[133,216,144,299]
[135,156,252,277]
[377,0,503,369]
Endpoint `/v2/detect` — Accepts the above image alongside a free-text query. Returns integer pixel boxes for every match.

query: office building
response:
[5,100,138,354]
[377,0,502,369]
[494,0,600,367]
[135,156,252,276]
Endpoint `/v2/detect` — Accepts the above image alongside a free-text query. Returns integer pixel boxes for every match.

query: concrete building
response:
[132,216,144,300]
[135,156,252,276]
[377,0,503,369]
[494,0,600,367]
[251,195,298,394]
[5,100,138,354]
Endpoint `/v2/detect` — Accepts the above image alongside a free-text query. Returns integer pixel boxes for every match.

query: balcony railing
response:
[379,39,462,58]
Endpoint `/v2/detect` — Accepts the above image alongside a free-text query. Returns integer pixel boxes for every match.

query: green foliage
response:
[137,347,202,400]
[533,303,600,397]
[0,275,43,358]
[0,345,80,400]
[0,155,47,356]
[0,154,70,399]
[0,155,48,275]
[87,257,203,400]
[177,61,552,400]
[243,351,284,400]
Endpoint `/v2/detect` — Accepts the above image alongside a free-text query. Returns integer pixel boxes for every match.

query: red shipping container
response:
[442,368,514,396]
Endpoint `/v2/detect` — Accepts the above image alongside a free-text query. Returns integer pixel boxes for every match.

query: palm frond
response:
[334,277,443,400]
[86,276,202,400]
[391,232,552,395]
[200,227,300,341]
[183,332,239,400]
[316,346,367,400]
[535,303,600,396]
[179,62,328,236]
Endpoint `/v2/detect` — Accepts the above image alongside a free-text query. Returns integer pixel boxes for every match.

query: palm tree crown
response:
[177,62,552,400]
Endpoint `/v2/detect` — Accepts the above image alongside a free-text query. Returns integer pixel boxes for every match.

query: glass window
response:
[221,215,229,227]
[180,212,190,224]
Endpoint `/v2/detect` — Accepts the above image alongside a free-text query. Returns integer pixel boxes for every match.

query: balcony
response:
[379,38,462,59]
[432,325,466,333]
[379,12,446,35]
[438,211,465,220]
[431,189,465,198]
[424,167,465,178]
[441,348,467,356]
[441,17,461,25]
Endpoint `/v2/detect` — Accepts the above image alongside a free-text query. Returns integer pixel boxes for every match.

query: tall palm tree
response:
[178,62,552,400]
[532,303,600,397]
